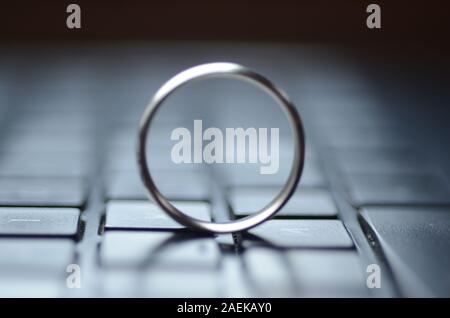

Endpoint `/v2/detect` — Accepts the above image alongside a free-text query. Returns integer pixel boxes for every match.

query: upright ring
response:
[137,62,305,234]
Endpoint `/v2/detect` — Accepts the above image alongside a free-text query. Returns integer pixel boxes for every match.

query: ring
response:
[137,62,305,234]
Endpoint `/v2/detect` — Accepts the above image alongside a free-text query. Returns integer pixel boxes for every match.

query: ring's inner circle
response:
[139,63,304,233]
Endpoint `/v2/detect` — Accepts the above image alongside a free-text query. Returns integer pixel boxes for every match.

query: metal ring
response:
[137,62,305,234]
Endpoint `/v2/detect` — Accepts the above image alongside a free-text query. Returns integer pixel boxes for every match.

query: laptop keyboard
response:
[0,43,449,297]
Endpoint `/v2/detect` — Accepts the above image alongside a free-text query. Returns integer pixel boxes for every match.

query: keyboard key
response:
[360,207,450,297]
[0,151,90,177]
[0,131,94,153]
[100,268,220,297]
[100,231,220,269]
[322,125,419,148]
[333,147,433,174]
[243,247,368,297]
[229,187,337,217]
[105,200,211,230]
[243,247,296,297]
[105,145,182,172]
[9,109,97,132]
[287,249,368,297]
[0,208,80,237]
[146,270,220,297]
[0,275,67,297]
[217,157,325,187]
[246,220,353,248]
[346,173,450,207]
[0,238,75,271]
[0,177,86,207]
[105,170,210,201]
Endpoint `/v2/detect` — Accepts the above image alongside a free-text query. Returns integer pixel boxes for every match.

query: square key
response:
[0,239,75,272]
[0,151,89,178]
[105,170,211,201]
[286,249,369,297]
[243,247,368,297]
[100,231,220,269]
[105,200,211,230]
[346,173,450,206]
[333,147,432,174]
[100,268,220,298]
[229,187,337,217]
[0,207,80,237]
[0,177,86,207]
[247,219,354,248]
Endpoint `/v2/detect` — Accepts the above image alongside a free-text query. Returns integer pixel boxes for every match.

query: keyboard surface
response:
[0,43,449,297]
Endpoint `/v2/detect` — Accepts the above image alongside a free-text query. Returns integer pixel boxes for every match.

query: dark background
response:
[0,0,449,47]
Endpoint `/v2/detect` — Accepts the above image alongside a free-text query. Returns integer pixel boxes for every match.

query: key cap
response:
[10,109,96,132]
[0,177,86,207]
[333,147,432,174]
[0,238,75,271]
[0,151,89,177]
[360,207,450,297]
[229,187,337,217]
[207,140,321,188]
[322,125,419,148]
[0,131,94,153]
[100,268,220,297]
[246,220,354,248]
[105,200,211,230]
[145,270,220,297]
[243,247,368,297]
[100,231,220,269]
[286,249,369,297]
[105,170,210,201]
[346,173,450,206]
[217,157,325,188]
[0,207,80,237]
[105,145,180,172]
[0,275,67,297]
[243,248,296,297]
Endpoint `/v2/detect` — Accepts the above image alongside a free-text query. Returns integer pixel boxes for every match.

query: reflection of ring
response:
[137,62,305,234]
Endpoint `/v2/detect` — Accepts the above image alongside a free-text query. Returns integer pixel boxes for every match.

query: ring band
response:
[137,62,305,234]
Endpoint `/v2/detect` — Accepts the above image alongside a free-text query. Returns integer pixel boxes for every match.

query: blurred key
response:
[230,187,337,217]
[105,146,177,172]
[287,249,368,297]
[217,157,325,188]
[360,207,450,297]
[0,177,86,207]
[0,151,89,177]
[105,200,210,230]
[346,173,450,207]
[243,247,368,297]
[100,231,220,269]
[0,238,75,271]
[322,125,419,148]
[0,208,80,237]
[247,220,353,248]
[333,147,433,174]
[10,110,97,132]
[0,131,94,153]
[0,274,67,297]
[100,268,220,297]
[105,170,210,201]
[144,270,220,297]
[243,248,296,297]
